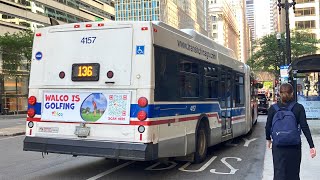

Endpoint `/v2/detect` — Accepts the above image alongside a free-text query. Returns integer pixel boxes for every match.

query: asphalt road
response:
[0,115,268,180]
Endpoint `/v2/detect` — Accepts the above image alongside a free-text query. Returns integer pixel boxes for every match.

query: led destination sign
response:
[72,63,100,81]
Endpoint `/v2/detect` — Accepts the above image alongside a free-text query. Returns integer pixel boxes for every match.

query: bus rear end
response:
[23,22,157,161]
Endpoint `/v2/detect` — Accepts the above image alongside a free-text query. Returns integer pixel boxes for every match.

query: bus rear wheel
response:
[193,123,208,164]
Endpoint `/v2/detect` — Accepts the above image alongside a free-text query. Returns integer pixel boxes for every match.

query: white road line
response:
[0,135,24,141]
[86,161,135,180]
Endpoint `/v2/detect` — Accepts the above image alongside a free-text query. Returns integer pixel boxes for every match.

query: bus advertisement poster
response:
[41,92,131,124]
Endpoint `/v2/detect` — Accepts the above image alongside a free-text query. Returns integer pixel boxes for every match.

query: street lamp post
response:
[276,33,285,66]
[277,0,296,65]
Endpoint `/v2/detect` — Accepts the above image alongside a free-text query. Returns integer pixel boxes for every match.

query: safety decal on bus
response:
[35,52,43,60]
[136,45,145,55]
[41,92,131,124]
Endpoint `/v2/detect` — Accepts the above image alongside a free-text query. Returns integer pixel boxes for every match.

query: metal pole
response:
[285,0,291,65]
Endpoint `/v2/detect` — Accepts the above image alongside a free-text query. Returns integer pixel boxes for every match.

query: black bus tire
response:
[193,123,208,164]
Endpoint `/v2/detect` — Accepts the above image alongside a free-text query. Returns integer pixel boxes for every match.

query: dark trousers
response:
[272,145,301,180]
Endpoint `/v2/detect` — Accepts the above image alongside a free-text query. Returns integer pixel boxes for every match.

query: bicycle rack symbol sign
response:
[136,46,145,55]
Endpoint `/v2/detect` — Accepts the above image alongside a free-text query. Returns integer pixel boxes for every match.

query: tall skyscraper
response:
[0,0,115,34]
[229,0,252,63]
[270,0,278,33]
[246,0,255,41]
[115,0,208,35]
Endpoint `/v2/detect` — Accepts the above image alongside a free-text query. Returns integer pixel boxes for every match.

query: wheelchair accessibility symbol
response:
[136,46,145,55]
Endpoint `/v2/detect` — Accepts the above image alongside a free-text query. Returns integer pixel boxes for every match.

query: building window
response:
[295,20,316,29]
[212,24,217,29]
[212,15,217,22]
[212,33,217,38]
[296,0,315,3]
[295,7,315,17]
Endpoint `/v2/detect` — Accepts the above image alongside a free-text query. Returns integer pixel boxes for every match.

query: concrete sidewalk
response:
[262,134,320,180]
[0,114,26,136]
[0,125,25,136]
[0,114,26,120]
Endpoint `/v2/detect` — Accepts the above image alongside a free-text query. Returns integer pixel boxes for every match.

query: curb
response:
[0,131,25,136]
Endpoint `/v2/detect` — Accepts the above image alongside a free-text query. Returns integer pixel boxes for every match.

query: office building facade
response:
[114,0,208,35]
[0,0,115,114]
[290,0,318,39]
[207,0,240,60]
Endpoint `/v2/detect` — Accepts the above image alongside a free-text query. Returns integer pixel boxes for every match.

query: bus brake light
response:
[138,97,148,107]
[137,111,147,121]
[86,24,92,28]
[36,33,42,37]
[74,24,80,28]
[28,96,37,106]
[98,23,104,27]
[27,108,35,118]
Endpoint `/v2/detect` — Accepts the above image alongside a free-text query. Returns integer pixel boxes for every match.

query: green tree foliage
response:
[247,30,319,77]
[0,30,34,76]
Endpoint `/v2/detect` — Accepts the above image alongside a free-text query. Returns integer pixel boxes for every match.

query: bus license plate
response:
[75,126,90,137]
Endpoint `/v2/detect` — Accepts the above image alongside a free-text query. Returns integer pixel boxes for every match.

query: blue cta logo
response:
[35,52,42,60]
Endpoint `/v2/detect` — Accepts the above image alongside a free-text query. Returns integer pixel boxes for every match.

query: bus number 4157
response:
[81,37,96,44]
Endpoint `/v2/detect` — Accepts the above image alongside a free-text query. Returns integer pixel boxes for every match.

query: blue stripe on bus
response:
[29,103,246,118]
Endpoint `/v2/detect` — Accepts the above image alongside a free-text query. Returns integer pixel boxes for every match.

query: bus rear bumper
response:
[23,136,158,161]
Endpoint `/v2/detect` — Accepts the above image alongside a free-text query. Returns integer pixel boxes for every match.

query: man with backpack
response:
[265,83,316,180]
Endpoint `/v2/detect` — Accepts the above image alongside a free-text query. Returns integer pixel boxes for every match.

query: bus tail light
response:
[36,33,42,37]
[138,97,148,107]
[28,108,36,118]
[86,24,92,28]
[137,111,147,121]
[28,96,37,106]
[74,24,80,28]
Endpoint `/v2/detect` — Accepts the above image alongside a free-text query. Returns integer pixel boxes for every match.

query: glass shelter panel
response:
[296,72,320,119]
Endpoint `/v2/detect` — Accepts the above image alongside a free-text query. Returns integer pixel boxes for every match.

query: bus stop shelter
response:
[289,54,320,124]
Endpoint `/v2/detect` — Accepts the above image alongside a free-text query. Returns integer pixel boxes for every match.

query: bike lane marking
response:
[86,161,135,180]
[179,156,217,172]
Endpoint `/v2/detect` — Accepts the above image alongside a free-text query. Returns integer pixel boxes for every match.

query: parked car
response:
[258,93,269,114]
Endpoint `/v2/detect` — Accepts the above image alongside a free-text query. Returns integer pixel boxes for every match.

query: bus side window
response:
[179,60,199,98]
[154,47,178,101]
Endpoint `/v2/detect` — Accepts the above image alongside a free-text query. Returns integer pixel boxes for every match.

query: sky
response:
[254,0,273,39]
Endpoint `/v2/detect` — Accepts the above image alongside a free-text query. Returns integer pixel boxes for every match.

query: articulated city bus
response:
[24,21,258,163]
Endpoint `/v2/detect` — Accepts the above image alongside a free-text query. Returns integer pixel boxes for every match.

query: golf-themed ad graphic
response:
[42,92,131,124]
[80,93,107,122]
